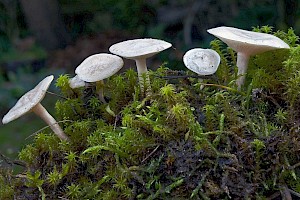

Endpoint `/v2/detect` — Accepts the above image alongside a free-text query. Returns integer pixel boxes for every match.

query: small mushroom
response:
[69,75,86,89]
[75,53,124,103]
[109,38,172,93]
[2,75,68,141]
[207,26,290,90]
[183,48,220,89]
[183,48,220,75]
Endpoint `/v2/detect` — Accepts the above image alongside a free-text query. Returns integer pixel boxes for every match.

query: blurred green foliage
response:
[0,0,299,52]
[0,0,18,52]
[0,0,47,64]
[0,0,299,62]
[59,0,155,36]
[58,0,300,42]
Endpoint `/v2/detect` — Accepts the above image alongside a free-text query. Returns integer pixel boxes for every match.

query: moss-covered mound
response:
[1,27,300,199]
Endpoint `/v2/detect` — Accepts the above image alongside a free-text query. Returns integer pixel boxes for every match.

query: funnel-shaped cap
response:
[207,26,290,55]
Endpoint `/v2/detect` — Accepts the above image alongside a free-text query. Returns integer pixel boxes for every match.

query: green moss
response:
[2,27,300,199]
[0,172,14,199]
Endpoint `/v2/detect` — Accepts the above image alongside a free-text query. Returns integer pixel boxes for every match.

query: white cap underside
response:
[183,48,220,75]
[2,75,54,124]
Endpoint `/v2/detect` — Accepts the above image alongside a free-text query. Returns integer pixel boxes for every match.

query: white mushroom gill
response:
[183,48,220,76]
[183,48,220,90]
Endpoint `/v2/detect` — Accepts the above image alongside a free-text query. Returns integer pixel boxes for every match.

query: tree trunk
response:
[19,0,71,50]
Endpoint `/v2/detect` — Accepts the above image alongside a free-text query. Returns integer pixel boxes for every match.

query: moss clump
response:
[1,27,300,199]
[0,170,14,199]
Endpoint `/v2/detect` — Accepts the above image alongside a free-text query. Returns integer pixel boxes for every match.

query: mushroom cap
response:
[183,48,220,75]
[69,75,86,89]
[75,53,124,83]
[109,38,172,60]
[2,75,54,124]
[207,26,290,55]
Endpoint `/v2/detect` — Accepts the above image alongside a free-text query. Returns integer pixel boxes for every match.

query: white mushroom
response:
[69,75,86,89]
[2,75,68,141]
[183,48,220,89]
[109,38,172,93]
[207,26,290,90]
[75,53,124,103]
[183,48,220,75]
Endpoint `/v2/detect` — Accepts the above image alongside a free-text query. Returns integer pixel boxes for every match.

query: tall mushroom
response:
[2,75,69,141]
[109,38,172,93]
[75,53,124,103]
[207,26,290,90]
[183,48,220,89]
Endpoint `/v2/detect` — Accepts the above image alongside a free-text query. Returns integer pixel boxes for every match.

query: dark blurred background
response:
[0,0,299,157]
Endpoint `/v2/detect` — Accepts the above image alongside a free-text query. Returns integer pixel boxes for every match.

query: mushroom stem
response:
[135,58,148,75]
[236,52,250,90]
[32,103,69,141]
[135,58,151,95]
[96,80,106,103]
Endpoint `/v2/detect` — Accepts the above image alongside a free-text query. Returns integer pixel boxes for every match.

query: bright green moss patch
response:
[1,27,300,199]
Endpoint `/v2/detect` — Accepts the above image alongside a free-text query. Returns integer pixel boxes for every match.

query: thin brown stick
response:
[291,162,300,169]
[142,145,160,163]
[156,74,217,80]
[26,119,73,140]
[288,188,300,198]
[280,185,292,200]
[0,152,27,168]
[46,91,68,100]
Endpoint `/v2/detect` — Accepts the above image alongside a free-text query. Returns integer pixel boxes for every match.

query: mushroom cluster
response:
[2,38,172,138]
[2,27,289,142]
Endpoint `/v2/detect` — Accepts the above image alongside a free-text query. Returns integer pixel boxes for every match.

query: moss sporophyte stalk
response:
[1,27,300,199]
